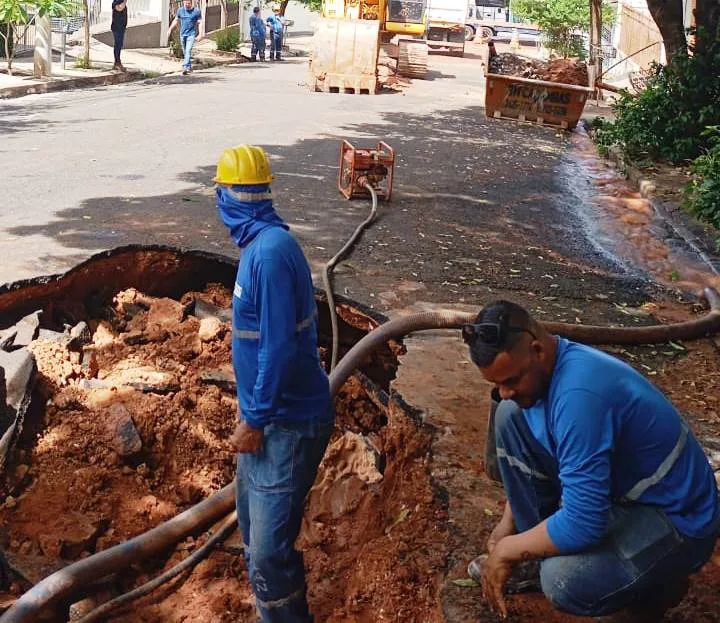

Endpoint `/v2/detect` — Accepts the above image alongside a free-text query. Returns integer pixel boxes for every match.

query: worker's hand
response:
[487,522,515,556]
[487,503,516,555]
[481,542,514,619]
[230,421,264,453]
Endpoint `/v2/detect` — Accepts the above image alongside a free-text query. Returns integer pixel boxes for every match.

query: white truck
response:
[426,0,469,57]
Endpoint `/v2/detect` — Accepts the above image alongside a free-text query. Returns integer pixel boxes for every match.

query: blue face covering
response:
[215,184,288,248]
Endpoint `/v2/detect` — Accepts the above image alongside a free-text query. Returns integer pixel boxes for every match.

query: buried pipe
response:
[330,287,720,395]
[2,287,719,623]
[0,486,236,623]
[74,512,239,623]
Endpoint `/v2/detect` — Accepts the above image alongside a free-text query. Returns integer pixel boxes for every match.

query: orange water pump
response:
[338,140,395,201]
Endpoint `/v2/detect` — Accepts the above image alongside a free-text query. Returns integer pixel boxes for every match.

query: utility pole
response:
[589,0,602,95]
[238,1,246,46]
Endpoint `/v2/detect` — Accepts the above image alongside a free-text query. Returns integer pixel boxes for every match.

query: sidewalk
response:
[0,36,241,99]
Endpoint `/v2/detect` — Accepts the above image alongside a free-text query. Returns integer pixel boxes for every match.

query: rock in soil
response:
[104,403,143,457]
[102,366,180,393]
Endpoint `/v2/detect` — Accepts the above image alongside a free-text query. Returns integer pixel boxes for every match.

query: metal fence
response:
[13,23,36,56]
[13,0,101,56]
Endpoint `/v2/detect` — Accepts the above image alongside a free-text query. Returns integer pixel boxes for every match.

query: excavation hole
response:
[0,247,445,622]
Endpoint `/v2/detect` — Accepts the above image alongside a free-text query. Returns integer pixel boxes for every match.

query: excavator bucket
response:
[309,18,380,94]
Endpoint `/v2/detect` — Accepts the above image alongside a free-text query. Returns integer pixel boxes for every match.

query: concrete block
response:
[0,349,36,411]
[11,311,42,348]
[199,365,236,391]
[192,299,232,324]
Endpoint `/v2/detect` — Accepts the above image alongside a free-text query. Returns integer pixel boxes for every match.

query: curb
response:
[624,161,720,278]
[0,70,146,100]
[0,52,240,100]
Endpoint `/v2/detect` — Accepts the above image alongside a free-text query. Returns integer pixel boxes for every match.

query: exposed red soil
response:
[0,286,445,623]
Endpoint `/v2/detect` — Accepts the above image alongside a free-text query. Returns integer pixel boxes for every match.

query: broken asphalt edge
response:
[580,120,720,279]
[0,54,240,100]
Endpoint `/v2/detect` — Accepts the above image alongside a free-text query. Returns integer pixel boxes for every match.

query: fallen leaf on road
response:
[453,578,479,588]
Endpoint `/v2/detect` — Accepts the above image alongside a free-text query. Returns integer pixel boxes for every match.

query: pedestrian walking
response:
[265,6,285,61]
[111,0,127,72]
[462,300,720,621]
[167,0,203,75]
[249,6,266,62]
[214,144,334,623]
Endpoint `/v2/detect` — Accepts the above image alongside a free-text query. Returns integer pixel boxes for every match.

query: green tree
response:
[0,0,72,73]
[511,0,614,58]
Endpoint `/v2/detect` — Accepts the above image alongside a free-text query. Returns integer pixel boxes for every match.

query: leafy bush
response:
[75,54,91,69]
[214,27,239,52]
[684,127,720,228]
[169,29,183,59]
[593,38,720,163]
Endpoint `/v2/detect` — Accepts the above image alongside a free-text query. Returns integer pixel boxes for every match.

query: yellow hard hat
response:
[213,145,274,186]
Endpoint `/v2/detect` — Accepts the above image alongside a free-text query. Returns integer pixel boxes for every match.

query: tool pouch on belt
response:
[484,388,503,483]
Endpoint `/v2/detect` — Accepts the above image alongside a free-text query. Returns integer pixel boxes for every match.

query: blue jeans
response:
[236,415,334,623]
[493,400,719,617]
[270,31,282,58]
[181,33,195,70]
[112,28,125,63]
[251,34,266,60]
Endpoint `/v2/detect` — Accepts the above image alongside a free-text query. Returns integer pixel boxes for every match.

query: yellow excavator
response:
[308,0,430,94]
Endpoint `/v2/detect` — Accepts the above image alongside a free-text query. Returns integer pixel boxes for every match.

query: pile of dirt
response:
[377,43,412,91]
[0,286,445,622]
[489,53,589,86]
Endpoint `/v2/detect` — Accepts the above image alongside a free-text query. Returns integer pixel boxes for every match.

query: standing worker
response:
[265,6,285,61]
[249,6,266,62]
[167,0,202,75]
[462,300,720,621]
[214,145,335,623]
[111,0,127,72]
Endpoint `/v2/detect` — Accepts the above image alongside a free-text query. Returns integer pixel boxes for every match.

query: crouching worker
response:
[463,300,719,622]
[214,145,334,623]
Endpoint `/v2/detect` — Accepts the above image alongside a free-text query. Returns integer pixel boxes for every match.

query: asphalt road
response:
[0,50,487,281]
[1,46,655,324]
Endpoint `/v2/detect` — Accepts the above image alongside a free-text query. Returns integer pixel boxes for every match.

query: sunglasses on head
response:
[461,321,536,347]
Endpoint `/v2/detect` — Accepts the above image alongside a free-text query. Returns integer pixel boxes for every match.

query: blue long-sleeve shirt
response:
[524,338,719,553]
[216,185,331,430]
[249,14,265,38]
